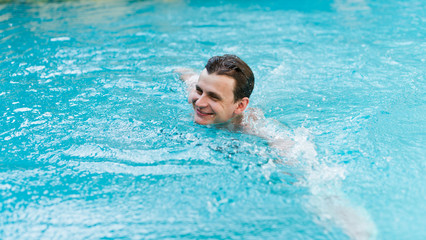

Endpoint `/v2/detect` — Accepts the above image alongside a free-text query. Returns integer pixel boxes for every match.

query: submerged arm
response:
[242,108,294,158]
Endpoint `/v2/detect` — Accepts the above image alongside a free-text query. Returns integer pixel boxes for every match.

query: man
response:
[177,54,255,126]
[177,54,294,158]
[177,54,292,152]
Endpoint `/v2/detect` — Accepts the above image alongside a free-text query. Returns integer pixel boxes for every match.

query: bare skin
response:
[189,69,248,125]
[177,68,260,127]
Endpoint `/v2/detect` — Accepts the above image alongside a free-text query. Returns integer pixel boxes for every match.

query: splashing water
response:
[256,120,377,240]
[1,0,424,239]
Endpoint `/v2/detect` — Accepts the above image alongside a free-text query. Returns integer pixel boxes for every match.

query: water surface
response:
[1,0,425,239]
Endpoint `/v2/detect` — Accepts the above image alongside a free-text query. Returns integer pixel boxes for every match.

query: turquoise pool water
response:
[1,0,425,239]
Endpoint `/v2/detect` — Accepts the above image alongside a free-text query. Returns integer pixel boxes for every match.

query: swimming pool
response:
[1,0,425,239]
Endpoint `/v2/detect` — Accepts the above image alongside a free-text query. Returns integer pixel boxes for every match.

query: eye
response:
[209,94,221,101]
[195,86,203,94]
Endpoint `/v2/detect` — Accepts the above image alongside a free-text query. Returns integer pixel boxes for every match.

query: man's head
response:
[189,54,255,125]
[205,55,255,102]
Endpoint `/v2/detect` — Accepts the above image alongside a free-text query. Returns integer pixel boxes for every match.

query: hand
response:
[174,68,197,82]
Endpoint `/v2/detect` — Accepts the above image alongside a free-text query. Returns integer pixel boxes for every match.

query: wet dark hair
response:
[205,54,254,102]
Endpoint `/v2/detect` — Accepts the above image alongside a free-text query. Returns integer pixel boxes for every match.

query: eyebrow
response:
[196,84,223,101]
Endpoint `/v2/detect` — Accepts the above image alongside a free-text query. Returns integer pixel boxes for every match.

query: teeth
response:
[197,109,212,115]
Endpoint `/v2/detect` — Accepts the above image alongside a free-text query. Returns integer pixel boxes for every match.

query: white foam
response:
[275,126,377,240]
[50,37,70,42]
[26,66,45,73]
[13,107,32,112]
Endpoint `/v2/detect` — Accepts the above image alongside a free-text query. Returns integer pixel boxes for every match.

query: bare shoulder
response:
[244,107,265,122]
[240,107,266,134]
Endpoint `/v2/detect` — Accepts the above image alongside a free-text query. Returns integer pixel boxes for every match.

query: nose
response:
[195,94,208,107]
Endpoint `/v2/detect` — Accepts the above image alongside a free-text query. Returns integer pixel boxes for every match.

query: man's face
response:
[188,69,241,125]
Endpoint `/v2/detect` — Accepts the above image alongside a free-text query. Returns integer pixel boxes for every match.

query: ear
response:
[234,97,249,115]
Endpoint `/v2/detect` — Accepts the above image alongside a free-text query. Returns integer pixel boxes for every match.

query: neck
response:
[231,114,243,125]
[211,114,244,132]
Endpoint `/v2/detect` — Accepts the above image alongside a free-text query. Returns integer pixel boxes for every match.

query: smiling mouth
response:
[196,108,214,116]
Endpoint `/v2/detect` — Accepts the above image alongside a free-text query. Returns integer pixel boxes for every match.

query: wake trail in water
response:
[292,129,377,240]
[250,117,377,240]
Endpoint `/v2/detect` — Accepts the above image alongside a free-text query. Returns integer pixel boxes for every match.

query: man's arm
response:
[175,68,199,91]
